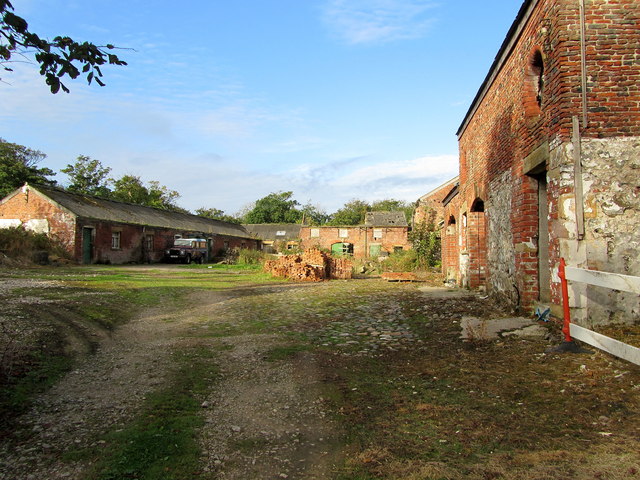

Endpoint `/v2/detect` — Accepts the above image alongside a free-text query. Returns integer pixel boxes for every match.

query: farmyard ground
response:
[0,265,639,479]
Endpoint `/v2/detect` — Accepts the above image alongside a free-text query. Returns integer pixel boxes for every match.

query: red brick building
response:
[245,212,411,259]
[414,176,459,228]
[299,211,411,259]
[444,0,640,324]
[0,184,258,264]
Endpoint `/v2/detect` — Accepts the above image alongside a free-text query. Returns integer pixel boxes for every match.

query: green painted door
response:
[369,244,382,257]
[82,228,93,264]
[331,243,344,255]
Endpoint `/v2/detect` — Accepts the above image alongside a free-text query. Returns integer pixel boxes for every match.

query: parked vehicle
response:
[164,238,208,264]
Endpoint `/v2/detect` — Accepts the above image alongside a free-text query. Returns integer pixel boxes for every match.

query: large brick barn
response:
[442,0,640,325]
[0,184,258,264]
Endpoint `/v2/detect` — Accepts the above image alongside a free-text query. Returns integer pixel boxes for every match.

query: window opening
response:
[111,231,121,249]
[471,198,485,212]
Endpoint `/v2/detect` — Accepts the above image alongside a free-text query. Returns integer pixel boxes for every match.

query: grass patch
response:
[263,343,310,362]
[0,351,73,423]
[0,264,283,429]
[83,346,219,480]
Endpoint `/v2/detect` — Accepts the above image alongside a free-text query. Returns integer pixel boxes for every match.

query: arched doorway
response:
[467,198,487,289]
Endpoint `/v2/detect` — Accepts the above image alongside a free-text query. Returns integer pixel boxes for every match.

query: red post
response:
[559,258,572,342]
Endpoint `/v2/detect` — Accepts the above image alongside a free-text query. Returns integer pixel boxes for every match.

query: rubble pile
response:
[264,248,353,281]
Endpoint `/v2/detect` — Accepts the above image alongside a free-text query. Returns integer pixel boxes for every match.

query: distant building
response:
[414,176,459,228]
[242,224,302,253]
[245,211,411,259]
[300,211,411,259]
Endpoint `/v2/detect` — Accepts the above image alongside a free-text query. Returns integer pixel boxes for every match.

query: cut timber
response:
[381,272,418,282]
[565,267,640,294]
[570,324,640,366]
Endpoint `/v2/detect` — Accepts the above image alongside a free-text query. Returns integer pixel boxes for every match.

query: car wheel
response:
[185,255,191,264]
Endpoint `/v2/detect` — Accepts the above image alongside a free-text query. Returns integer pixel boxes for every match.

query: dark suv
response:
[164,238,208,264]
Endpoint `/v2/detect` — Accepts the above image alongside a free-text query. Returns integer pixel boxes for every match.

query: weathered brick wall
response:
[414,177,458,226]
[299,226,410,259]
[210,235,259,258]
[0,186,77,253]
[453,0,640,317]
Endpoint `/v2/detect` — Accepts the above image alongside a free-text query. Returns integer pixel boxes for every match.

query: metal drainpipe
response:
[579,0,588,128]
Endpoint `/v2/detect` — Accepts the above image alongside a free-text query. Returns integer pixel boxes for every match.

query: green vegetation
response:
[83,347,218,480]
[0,225,70,262]
[1,1,127,94]
[0,138,57,197]
[0,264,280,426]
[3,266,638,479]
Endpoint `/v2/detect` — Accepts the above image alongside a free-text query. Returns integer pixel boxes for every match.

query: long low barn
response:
[0,184,258,264]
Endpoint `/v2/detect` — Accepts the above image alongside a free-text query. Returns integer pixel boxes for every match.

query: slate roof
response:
[27,184,252,238]
[364,211,408,227]
[242,224,302,241]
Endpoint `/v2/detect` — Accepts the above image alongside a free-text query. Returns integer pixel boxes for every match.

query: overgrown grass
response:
[78,346,219,480]
[0,226,70,262]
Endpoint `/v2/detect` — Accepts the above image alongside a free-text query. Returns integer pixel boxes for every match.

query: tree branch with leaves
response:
[1,0,127,93]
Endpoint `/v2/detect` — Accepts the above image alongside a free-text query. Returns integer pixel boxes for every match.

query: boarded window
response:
[145,235,154,251]
[111,231,121,249]
[310,228,320,238]
[373,228,383,239]
[339,229,348,238]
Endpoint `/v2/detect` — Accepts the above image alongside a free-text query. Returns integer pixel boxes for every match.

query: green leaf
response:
[3,11,28,33]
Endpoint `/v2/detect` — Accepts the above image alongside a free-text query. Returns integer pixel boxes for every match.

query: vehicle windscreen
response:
[174,239,193,246]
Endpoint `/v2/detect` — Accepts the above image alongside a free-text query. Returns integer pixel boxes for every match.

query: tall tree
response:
[195,207,240,224]
[110,174,148,204]
[1,0,127,93]
[61,155,112,197]
[300,202,329,226]
[243,191,302,224]
[328,199,370,226]
[146,180,182,211]
[111,175,183,212]
[0,138,56,198]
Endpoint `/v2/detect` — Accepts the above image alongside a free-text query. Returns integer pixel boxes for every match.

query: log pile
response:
[264,248,353,281]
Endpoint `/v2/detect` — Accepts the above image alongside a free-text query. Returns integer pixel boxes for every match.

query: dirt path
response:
[0,284,340,480]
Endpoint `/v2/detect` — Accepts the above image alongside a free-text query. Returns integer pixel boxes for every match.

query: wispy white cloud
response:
[322,0,438,45]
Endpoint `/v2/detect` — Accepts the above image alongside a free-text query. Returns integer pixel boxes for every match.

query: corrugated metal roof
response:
[364,211,408,227]
[30,185,252,238]
[243,224,302,240]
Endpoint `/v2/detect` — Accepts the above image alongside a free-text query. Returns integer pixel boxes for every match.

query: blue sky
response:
[1,0,523,215]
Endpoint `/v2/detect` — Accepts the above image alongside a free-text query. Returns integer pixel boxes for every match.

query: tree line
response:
[0,138,415,226]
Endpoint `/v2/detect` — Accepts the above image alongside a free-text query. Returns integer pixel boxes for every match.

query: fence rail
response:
[559,258,640,365]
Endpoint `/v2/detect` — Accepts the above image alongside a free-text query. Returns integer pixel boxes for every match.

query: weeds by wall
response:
[0,226,70,265]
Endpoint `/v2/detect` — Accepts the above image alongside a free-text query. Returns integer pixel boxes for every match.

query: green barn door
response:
[82,228,93,264]
[331,243,344,255]
[369,244,381,257]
